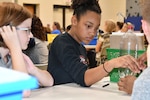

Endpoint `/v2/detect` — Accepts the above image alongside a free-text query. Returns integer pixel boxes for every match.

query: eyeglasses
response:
[16,27,31,34]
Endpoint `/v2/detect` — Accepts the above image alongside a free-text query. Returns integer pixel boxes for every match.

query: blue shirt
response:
[51,29,61,34]
[131,67,150,100]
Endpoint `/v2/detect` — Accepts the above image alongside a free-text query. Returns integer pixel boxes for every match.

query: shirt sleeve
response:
[131,67,150,100]
[54,39,88,86]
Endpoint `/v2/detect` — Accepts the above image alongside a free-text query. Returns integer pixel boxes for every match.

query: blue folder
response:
[0,67,38,100]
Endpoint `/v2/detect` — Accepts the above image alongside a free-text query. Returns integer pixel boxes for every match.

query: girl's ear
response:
[142,19,150,43]
[142,20,149,34]
[71,15,77,26]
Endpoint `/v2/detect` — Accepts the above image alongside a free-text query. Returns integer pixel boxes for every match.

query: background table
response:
[23,77,130,100]
[84,45,96,49]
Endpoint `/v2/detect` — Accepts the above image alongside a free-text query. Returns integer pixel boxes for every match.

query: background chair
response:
[96,44,110,65]
[47,34,58,44]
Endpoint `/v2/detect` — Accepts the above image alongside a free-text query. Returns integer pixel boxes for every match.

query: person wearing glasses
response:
[0,2,53,97]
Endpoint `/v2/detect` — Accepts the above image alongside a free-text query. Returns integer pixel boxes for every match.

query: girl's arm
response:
[0,26,27,73]
[23,53,54,86]
[84,55,140,86]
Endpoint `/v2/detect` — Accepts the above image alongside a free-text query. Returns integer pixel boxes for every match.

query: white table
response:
[23,77,130,100]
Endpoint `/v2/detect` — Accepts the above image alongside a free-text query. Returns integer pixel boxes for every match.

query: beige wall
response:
[100,0,126,29]
[16,0,72,29]
[17,0,53,27]
[0,0,14,2]
[0,0,126,30]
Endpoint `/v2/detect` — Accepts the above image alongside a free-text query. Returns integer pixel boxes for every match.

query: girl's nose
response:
[29,32,33,38]
[91,30,97,37]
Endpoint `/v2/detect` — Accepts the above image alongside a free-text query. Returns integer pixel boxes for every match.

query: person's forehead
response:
[17,18,32,27]
[80,12,100,22]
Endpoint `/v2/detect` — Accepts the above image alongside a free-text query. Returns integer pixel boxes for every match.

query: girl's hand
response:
[111,55,140,73]
[137,52,147,70]
[118,75,136,94]
[0,26,27,73]
[0,26,21,50]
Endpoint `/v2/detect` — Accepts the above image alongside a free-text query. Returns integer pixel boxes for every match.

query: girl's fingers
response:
[121,55,140,73]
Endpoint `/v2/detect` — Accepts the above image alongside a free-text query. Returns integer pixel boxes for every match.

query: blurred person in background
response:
[116,21,124,32]
[51,21,62,34]
[95,19,116,64]
[24,15,49,64]
[45,24,51,34]
[121,22,134,33]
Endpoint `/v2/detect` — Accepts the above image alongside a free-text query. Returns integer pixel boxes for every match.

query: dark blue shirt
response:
[47,33,88,86]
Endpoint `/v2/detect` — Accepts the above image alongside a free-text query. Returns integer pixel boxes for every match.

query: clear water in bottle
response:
[118,29,138,78]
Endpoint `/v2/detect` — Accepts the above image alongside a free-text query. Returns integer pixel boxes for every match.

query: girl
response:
[48,0,140,87]
[0,2,53,97]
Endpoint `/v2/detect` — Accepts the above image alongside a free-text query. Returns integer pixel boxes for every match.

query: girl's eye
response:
[86,24,92,28]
